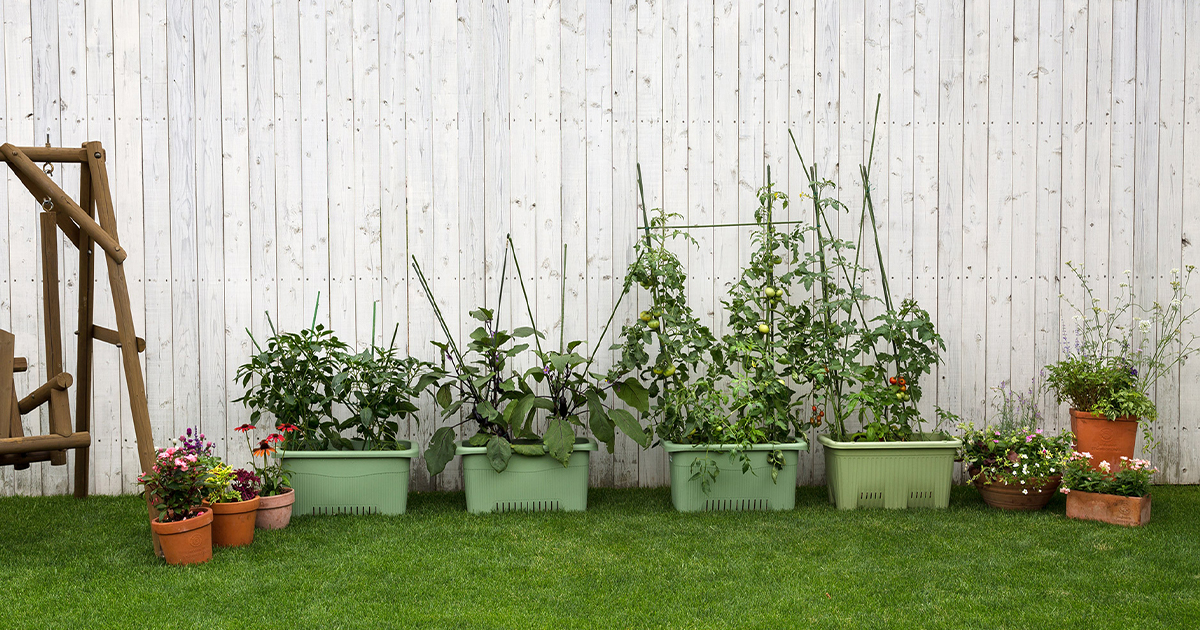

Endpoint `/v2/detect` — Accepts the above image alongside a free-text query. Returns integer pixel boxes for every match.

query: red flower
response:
[276,423,299,433]
[234,423,255,433]
[266,433,284,444]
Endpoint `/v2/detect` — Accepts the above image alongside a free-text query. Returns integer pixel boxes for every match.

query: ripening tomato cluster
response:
[888,375,910,402]
[808,404,825,427]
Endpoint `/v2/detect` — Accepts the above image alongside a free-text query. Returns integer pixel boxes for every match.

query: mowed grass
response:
[2,485,1199,629]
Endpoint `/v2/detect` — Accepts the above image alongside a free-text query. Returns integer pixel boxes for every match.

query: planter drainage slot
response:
[493,500,561,513]
[310,506,379,516]
[909,491,933,500]
[858,492,883,502]
[703,498,769,512]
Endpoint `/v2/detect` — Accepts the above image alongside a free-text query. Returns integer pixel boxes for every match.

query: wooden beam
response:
[86,142,155,473]
[87,324,146,352]
[12,358,27,373]
[17,373,73,415]
[0,144,127,263]
[0,146,90,162]
[0,331,13,439]
[0,451,56,467]
[0,431,91,455]
[75,160,94,498]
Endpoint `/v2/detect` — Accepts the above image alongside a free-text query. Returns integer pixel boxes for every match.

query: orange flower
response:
[252,440,276,458]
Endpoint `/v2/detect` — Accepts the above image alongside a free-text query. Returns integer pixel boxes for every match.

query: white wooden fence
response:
[2,0,1197,495]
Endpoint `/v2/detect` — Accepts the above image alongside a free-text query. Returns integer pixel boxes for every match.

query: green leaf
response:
[512,326,538,338]
[511,443,546,457]
[610,408,649,448]
[466,433,490,447]
[486,435,512,473]
[586,390,615,449]
[435,384,452,409]
[477,400,500,421]
[544,417,576,466]
[424,427,457,476]
[614,378,650,413]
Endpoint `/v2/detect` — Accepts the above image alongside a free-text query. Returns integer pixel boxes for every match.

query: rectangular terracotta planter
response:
[1065,490,1151,527]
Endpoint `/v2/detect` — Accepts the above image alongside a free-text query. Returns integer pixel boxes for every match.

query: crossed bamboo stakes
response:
[0,142,153,497]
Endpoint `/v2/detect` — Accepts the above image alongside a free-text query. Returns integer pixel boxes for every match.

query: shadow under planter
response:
[819,433,961,510]
[281,441,418,516]
[662,440,809,512]
[458,437,596,513]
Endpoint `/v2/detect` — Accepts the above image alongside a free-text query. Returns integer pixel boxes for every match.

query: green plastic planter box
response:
[819,433,961,510]
[664,440,809,512]
[458,438,596,513]
[281,440,417,516]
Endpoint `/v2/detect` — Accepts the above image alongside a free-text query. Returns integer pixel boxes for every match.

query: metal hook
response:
[42,133,54,176]
[42,199,54,211]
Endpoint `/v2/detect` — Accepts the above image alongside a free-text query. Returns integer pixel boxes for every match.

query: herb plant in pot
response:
[792,122,960,510]
[138,446,214,565]
[237,423,295,529]
[958,378,1073,511]
[616,174,808,512]
[1046,263,1199,470]
[1061,453,1157,526]
[416,238,649,514]
[205,463,261,548]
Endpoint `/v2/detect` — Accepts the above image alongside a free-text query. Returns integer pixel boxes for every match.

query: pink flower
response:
[1025,435,1033,443]
[1098,460,1111,473]
[1059,487,1071,494]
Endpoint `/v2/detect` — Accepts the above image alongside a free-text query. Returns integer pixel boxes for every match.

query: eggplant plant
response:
[416,237,649,476]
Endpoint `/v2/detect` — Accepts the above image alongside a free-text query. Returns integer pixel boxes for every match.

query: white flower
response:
[1172,268,1181,275]
[1022,489,1029,495]
[1139,320,1152,333]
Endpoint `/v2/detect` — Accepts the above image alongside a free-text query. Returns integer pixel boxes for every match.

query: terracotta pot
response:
[1066,490,1151,526]
[210,496,261,547]
[256,487,296,530]
[1070,409,1139,470]
[150,507,213,565]
[969,468,1061,511]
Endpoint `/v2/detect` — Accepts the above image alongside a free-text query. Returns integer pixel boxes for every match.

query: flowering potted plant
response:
[1046,262,1199,469]
[614,173,808,512]
[204,463,260,548]
[235,300,435,516]
[1061,453,1156,526]
[237,423,295,529]
[791,121,960,510]
[958,378,1074,510]
[416,237,649,513]
[138,446,214,565]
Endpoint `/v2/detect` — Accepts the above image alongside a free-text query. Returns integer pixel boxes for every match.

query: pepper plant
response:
[417,237,649,476]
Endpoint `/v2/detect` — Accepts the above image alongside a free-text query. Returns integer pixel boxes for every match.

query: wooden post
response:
[40,212,69,466]
[74,162,94,498]
[0,330,13,439]
[84,142,155,473]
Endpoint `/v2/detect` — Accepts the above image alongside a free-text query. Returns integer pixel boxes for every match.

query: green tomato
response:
[772,255,783,264]
[764,287,776,298]
[652,308,663,317]
[663,365,677,377]
[757,323,770,334]
[648,319,660,330]
[639,311,652,322]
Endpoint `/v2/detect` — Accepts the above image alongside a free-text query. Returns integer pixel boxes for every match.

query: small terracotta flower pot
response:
[1069,409,1138,471]
[150,507,213,565]
[210,496,261,547]
[969,468,1061,511]
[1066,490,1151,526]
[256,487,296,530]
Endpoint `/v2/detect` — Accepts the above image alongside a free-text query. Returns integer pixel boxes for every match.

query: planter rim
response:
[457,437,597,456]
[209,495,261,514]
[1069,408,1140,423]
[1070,489,1152,500]
[281,440,417,458]
[149,506,213,534]
[661,439,809,453]
[818,433,962,450]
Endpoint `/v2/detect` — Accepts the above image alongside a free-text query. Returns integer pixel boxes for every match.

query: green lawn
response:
[2,485,1198,629]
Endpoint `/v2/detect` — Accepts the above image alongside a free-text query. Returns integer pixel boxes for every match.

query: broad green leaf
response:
[586,390,615,450]
[512,326,538,338]
[511,443,546,457]
[614,378,650,413]
[467,433,490,447]
[424,427,457,476]
[486,435,512,473]
[609,408,649,448]
[477,400,500,421]
[544,417,575,466]
[435,384,452,409]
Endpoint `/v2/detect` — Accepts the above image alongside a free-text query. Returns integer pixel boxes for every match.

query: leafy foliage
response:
[137,446,213,523]
[339,333,438,450]
[956,380,1073,487]
[416,237,649,476]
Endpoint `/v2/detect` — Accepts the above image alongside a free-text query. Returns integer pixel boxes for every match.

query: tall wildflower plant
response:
[1046,262,1200,450]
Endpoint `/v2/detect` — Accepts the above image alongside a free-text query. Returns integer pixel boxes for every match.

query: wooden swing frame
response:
[0,142,153,498]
